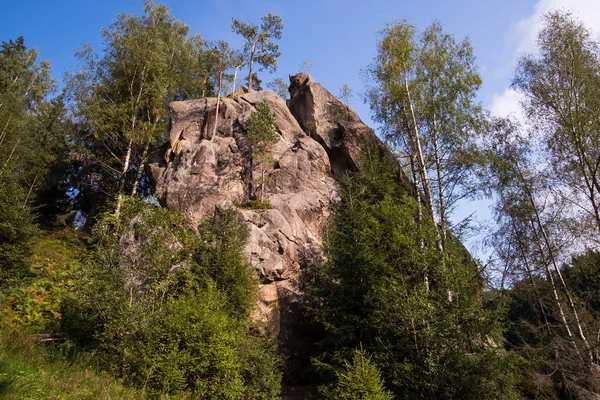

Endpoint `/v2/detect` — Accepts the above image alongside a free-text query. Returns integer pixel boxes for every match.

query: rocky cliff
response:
[149,73,396,374]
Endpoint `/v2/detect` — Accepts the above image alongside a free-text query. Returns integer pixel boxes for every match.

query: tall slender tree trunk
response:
[529,219,581,361]
[115,139,133,218]
[512,222,553,339]
[212,70,223,141]
[1,137,21,175]
[403,76,440,251]
[0,117,12,148]
[24,174,38,207]
[432,113,446,249]
[248,42,255,92]
[131,144,149,197]
[518,165,594,367]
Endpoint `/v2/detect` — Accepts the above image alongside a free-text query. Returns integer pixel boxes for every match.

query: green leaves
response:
[322,348,393,400]
[312,149,519,398]
[247,100,279,154]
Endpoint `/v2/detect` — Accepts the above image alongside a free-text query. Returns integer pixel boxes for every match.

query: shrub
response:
[321,348,393,400]
[237,199,274,210]
[0,175,36,285]
[60,198,282,397]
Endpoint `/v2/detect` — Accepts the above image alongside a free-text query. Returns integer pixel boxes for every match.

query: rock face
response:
[149,73,391,374]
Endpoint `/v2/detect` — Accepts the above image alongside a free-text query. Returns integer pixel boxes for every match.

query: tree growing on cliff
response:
[209,40,242,140]
[246,100,279,201]
[231,14,283,92]
[267,77,288,100]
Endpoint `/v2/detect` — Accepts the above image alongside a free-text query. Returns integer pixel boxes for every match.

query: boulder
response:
[149,89,338,344]
[149,73,413,376]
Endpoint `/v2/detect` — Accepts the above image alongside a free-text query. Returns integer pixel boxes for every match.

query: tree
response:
[321,348,393,400]
[246,72,263,91]
[61,199,281,398]
[245,100,279,201]
[339,83,353,106]
[485,117,598,390]
[207,40,242,140]
[514,11,600,240]
[365,20,485,255]
[312,148,519,398]
[66,0,191,218]
[267,77,288,100]
[231,14,283,92]
[301,59,313,73]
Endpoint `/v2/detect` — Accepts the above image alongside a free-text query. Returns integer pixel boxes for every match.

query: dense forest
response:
[2,1,600,399]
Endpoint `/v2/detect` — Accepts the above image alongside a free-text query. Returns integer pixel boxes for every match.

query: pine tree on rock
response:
[231,14,283,92]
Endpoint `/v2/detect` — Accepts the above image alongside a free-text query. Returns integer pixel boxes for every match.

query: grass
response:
[237,199,274,210]
[0,329,141,399]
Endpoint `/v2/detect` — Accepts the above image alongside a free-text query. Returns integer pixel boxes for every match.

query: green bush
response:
[321,348,393,400]
[237,199,274,210]
[195,208,258,319]
[60,198,281,398]
[0,175,36,285]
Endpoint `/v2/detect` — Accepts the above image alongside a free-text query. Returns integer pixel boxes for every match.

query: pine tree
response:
[231,14,283,92]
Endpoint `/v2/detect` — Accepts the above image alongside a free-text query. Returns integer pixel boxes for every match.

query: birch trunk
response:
[212,70,223,141]
[115,139,133,218]
[131,144,149,197]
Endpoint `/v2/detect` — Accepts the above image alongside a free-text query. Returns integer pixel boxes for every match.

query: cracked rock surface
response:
[149,74,392,374]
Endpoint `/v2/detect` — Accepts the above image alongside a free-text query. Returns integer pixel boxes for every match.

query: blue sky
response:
[3,0,599,257]
[1,0,534,120]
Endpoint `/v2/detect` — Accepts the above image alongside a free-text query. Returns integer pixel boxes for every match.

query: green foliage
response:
[195,208,258,319]
[65,1,197,215]
[0,175,37,285]
[564,250,600,316]
[245,100,279,201]
[339,83,353,105]
[365,19,486,238]
[238,199,274,210]
[1,229,85,333]
[311,149,520,399]
[247,100,279,154]
[267,77,289,99]
[321,348,393,400]
[0,329,140,399]
[231,13,283,91]
[124,286,245,397]
[514,11,600,237]
[60,198,281,397]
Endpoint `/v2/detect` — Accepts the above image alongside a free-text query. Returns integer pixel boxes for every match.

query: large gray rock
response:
[149,74,409,377]
[149,90,338,340]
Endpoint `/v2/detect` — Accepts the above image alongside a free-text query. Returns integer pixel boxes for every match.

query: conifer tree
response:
[231,14,283,92]
[246,100,279,200]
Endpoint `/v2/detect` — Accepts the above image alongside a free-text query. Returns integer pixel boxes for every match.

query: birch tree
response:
[66,0,190,217]
[514,11,600,239]
[365,20,485,254]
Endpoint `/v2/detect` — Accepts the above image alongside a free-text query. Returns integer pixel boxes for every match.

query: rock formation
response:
[149,73,394,374]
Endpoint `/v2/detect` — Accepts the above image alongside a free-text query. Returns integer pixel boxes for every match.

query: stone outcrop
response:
[149,73,394,374]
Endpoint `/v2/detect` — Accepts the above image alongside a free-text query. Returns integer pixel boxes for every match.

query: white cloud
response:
[514,0,600,56]
[490,88,525,120]
[491,0,600,119]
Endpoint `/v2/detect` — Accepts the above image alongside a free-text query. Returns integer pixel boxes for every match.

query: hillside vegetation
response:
[2,1,600,398]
